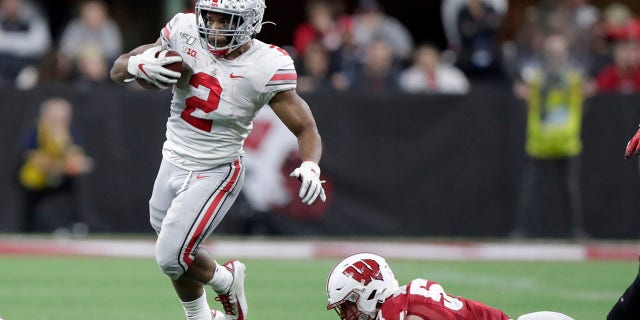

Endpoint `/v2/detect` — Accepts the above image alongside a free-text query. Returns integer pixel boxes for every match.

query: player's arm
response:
[269,89,325,205]
[625,125,640,159]
[110,38,181,89]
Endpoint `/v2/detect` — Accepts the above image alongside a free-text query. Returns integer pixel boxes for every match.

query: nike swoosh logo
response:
[138,64,151,78]
[230,73,245,79]
[196,175,209,179]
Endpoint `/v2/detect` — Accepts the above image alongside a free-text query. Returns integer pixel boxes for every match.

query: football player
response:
[110,1,326,320]
[612,126,640,320]
[326,253,575,320]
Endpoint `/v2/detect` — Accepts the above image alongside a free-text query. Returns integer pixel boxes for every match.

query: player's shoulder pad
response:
[161,12,197,49]
[248,40,297,90]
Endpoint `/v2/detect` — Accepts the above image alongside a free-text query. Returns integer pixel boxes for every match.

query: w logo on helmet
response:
[343,259,383,285]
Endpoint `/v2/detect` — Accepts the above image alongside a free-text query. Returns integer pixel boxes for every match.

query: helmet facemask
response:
[195,0,266,56]
[328,291,377,320]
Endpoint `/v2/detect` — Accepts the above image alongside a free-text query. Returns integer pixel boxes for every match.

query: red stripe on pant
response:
[182,159,242,266]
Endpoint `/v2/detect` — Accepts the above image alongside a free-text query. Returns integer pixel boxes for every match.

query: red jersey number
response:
[269,44,290,56]
[182,72,222,132]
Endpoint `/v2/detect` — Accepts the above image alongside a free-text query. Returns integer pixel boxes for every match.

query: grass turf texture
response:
[0,256,634,320]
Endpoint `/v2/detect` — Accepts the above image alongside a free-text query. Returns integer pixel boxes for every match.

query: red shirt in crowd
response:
[596,65,640,93]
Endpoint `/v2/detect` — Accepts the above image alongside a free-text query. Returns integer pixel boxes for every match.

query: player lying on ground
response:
[326,253,574,320]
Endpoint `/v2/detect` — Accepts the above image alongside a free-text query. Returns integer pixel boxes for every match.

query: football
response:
[155,49,183,74]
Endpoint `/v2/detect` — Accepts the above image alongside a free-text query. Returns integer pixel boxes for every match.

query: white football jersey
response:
[158,13,297,171]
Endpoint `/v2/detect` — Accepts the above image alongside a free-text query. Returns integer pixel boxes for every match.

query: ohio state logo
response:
[343,259,383,285]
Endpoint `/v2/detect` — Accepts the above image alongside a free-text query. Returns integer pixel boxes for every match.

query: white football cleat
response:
[215,260,247,320]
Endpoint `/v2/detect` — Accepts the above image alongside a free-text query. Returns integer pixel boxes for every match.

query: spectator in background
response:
[602,3,640,42]
[596,40,640,94]
[399,43,469,94]
[297,41,347,92]
[455,0,504,78]
[347,39,400,91]
[17,97,93,233]
[350,0,413,63]
[73,44,110,86]
[57,0,121,81]
[511,33,593,239]
[507,0,600,78]
[292,0,347,58]
[0,0,50,88]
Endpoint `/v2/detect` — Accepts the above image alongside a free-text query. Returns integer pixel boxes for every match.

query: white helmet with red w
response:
[326,253,400,320]
[195,0,266,56]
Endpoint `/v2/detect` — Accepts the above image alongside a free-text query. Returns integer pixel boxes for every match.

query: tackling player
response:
[607,258,640,320]
[326,253,574,320]
[110,1,326,320]
[607,129,640,320]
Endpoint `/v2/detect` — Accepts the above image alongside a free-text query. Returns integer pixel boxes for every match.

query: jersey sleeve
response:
[160,12,192,50]
[255,45,298,105]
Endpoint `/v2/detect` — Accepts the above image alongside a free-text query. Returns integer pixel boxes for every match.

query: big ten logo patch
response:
[183,47,197,58]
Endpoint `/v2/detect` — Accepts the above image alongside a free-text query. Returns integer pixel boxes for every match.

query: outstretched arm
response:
[270,89,322,163]
[270,89,325,205]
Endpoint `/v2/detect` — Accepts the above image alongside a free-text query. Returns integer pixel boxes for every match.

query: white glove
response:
[125,46,182,89]
[289,161,326,205]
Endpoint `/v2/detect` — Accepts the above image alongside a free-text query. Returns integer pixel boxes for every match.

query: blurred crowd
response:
[6,0,640,237]
[0,0,120,89]
[2,0,640,95]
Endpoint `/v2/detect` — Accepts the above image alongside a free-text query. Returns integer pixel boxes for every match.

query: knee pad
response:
[155,238,186,280]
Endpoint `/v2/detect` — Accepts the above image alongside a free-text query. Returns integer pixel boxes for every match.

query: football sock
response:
[607,257,640,320]
[181,291,213,320]
[207,261,233,294]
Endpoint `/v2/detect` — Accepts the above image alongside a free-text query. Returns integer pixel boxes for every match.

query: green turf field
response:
[0,256,634,320]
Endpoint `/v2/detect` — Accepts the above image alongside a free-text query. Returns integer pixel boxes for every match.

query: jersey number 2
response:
[182,72,222,132]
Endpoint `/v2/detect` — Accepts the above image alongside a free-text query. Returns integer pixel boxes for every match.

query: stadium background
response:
[2,0,640,238]
[2,2,640,320]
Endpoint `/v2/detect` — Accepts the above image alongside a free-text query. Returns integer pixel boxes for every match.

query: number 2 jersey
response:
[378,279,511,320]
[158,12,297,171]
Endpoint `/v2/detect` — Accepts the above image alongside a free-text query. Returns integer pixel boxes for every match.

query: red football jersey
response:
[378,278,510,320]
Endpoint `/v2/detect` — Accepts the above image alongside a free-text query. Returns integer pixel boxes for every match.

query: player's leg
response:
[155,159,246,320]
[150,159,217,320]
[564,156,587,239]
[511,158,544,238]
[607,257,640,320]
[517,311,574,320]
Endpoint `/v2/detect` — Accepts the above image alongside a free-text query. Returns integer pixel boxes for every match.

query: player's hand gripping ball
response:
[155,49,183,74]
[127,46,183,89]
